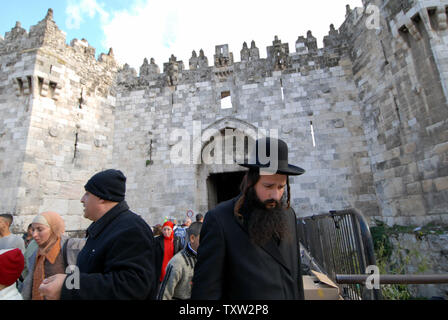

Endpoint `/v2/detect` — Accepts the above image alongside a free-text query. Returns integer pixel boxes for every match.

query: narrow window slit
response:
[310,121,316,147]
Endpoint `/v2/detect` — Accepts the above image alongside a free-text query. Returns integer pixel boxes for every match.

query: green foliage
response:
[370,220,393,260]
[374,240,414,300]
[369,220,439,300]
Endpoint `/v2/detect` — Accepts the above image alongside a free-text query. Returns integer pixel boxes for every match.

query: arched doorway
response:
[206,171,246,210]
[194,117,260,213]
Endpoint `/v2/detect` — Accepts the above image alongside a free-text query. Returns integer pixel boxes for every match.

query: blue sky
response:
[1,0,363,70]
[0,0,129,57]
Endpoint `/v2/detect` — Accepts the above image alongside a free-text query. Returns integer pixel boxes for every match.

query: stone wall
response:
[0,1,447,232]
[113,34,378,226]
[0,10,118,232]
[340,0,448,226]
[385,229,448,299]
[0,22,36,221]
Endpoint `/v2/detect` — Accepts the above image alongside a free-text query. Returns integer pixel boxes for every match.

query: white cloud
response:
[66,0,109,30]
[100,0,363,71]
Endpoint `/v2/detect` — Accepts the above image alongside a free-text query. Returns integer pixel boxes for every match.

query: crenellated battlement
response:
[1,1,448,255]
[0,9,116,69]
[117,25,351,90]
[0,8,357,92]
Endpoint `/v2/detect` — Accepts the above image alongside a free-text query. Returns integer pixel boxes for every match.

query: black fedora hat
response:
[239,137,305,176]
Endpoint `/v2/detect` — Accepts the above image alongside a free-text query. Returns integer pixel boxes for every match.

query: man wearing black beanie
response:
[38,169,157,300]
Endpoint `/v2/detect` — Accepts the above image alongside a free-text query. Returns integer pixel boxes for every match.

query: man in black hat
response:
[191,137,305,300]
[38,169,157,300]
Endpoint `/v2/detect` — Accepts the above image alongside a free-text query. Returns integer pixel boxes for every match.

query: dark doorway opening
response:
[207,171,246,210]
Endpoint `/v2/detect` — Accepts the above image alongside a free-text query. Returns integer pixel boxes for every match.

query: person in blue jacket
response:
[38,169,157,300]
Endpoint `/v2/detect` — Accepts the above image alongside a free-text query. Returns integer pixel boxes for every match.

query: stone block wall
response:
[1,1,448,231]
[0,24,36,220]
[341,0,448,226]
[0,10,118,232]
[113,35,378,226]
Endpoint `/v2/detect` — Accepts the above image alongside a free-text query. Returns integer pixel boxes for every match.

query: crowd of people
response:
[0,137,307,300]
[0,204,204,300]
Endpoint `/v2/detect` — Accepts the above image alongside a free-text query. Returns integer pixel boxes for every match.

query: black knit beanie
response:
[84,169,126,202]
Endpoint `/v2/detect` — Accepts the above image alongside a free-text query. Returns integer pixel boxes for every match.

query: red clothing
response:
[159,221,175,282]
[160,237,174,281]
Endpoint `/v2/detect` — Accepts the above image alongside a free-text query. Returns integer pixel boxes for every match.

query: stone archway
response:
[194,117,261,213]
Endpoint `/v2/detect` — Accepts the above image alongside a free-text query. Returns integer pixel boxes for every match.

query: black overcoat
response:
[191,196,305,300]
[60,201,157,300]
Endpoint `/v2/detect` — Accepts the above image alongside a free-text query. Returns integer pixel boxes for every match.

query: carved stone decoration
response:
[332,119,345,128]
[5,21,27,41]
[214,44,234,67]
[240,42,250,61]
[48,126,59,137]
[323,24,341,49]
[45,8,54,21]
[163,54,183,87]
[306,31,318,52]
[189,50,209,70]
[198,49,208,68]
[189,50,198,70]
[241,41,260,61]
[249,41,260,60]
[345,4,352,17]
[117,64,137,85]
[267,36,290,71]
[295,36,308,54]
[140,57,160,79]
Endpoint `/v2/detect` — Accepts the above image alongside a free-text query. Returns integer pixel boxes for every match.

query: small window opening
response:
[37,77,44,95]
[78,88,84,109]
[49,81,57,98]
[310,121,316,147]
[280,78,284,101]
[221,91,232,109]
[16,78,24,95]
[26,76,32,93]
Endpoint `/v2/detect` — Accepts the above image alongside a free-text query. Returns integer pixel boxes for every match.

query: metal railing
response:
[335,274,448,285]
[297,209,381,300]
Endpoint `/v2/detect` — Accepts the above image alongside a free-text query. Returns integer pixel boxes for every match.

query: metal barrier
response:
[297,209,381,300]
[336,274,448,285]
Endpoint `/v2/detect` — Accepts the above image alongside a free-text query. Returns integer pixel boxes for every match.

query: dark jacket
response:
[154,234,182,282]
[191,196,305,300]
[60,201,157,300]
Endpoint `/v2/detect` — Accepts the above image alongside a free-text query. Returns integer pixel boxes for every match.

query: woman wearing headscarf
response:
[20,212,85,300]
[154,221,182,283]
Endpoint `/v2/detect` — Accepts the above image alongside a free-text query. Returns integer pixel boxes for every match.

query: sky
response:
[0,0,363,71]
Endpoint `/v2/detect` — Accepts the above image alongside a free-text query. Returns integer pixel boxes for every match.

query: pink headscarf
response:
[32,211,65,300]
[33,211,65,254]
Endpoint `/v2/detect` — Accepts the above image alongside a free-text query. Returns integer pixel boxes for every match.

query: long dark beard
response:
[243,188,291,247]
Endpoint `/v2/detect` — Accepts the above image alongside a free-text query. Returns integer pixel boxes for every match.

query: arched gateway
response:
[193,117,262,213]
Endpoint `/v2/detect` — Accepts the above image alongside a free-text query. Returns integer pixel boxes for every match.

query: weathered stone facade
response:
[0,9,117,231]
[1,0,447,232]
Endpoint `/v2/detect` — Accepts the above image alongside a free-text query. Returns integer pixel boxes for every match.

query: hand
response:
[38,274,67,300]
